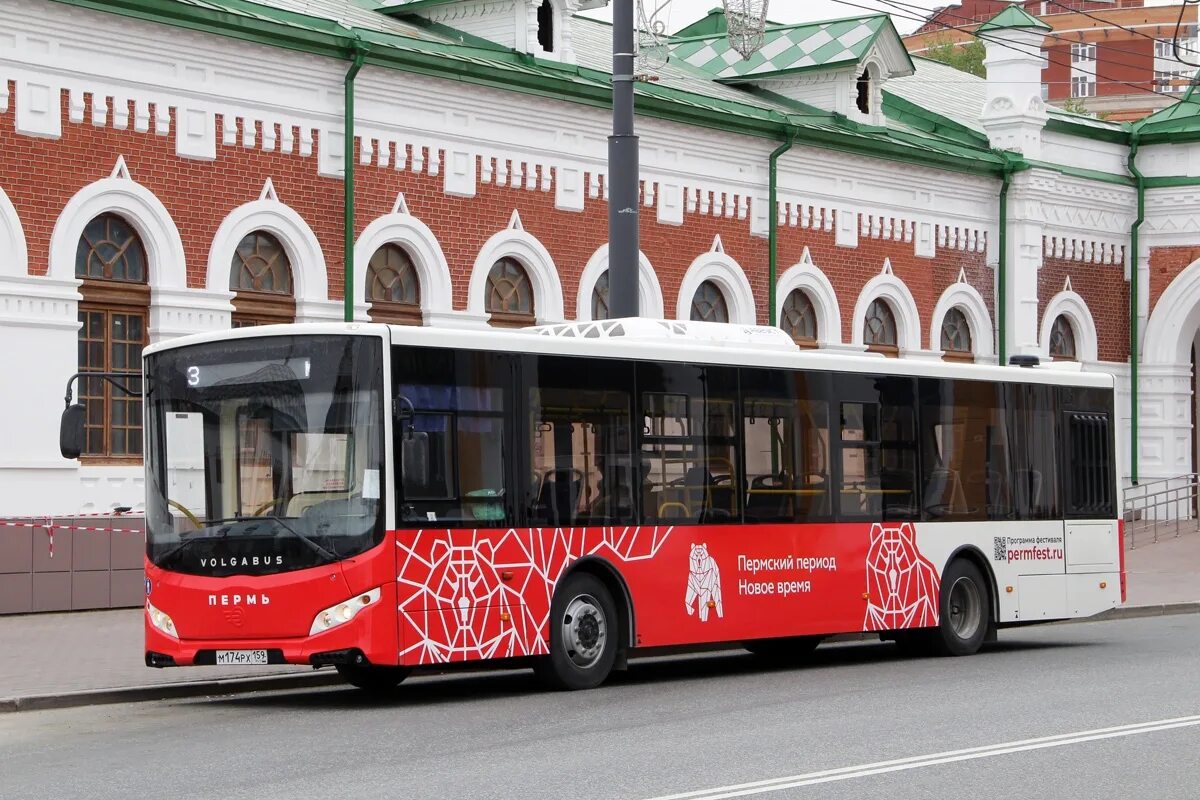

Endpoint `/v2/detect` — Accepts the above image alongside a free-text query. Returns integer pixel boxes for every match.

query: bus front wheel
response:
[932,558,991,657]
[336,663,411,692]
[535,573,618,691]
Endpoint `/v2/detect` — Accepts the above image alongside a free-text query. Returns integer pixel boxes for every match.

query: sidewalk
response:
[1,531,1197,710]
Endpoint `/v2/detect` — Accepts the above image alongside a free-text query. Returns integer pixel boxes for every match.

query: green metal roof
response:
[671,14,911,81]
[1135,75,1200,138]
[47,0,1025,176]
[672,8,728,39]
[977,4,1052,33]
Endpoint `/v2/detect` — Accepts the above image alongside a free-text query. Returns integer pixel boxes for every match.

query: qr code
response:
[993,537,1007,561]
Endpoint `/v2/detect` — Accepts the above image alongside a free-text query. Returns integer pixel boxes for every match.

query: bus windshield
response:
[144,334,386,576]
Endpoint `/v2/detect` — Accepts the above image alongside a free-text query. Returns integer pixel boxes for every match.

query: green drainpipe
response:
[1128,132,1144,485]
[768,132,795,327]
[998,158,1014,367]
[343,41,368,323]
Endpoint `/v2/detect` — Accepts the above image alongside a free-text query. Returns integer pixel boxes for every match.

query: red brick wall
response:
[1148,245,1200,320]
[1039,256,1128,361]
[1,82,994,339]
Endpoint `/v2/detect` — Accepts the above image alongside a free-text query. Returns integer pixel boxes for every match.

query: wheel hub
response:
[948,576,982,639]
[562,594,606,669]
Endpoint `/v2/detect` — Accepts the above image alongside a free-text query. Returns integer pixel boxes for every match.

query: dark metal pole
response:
[609,0,640,318]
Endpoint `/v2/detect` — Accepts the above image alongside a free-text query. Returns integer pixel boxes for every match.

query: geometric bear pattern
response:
[396,526,673,664]
[862,522,941,631]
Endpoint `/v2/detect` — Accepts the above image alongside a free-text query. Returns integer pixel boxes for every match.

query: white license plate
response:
[215,649,268,665]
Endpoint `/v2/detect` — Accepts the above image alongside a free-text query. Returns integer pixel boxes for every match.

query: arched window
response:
[781,288,818,347]
[940,307,974,362]
[690,280,729,323]
[863,298,898,356]
[229,231,295,327]
[591,270,611,321]
[537,0,554,53]
[1049,314,1077,361]
[366,243,421,325]
[486,257,535,328]
[75,213,148,459]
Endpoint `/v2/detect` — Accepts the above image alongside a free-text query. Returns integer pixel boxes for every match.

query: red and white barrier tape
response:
[0,518,146,558]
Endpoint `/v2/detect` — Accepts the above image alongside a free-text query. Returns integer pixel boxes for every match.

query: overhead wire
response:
[888,0,1169,76]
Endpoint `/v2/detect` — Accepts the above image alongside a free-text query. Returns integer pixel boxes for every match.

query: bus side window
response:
[741,368,831,524]
[638,363,740,525]
[525,356,635,527]
[879,377,918,521]
[1065,411,1114,518]
[395,348,513,526]
[918,378,1012,521]
[1007,383,1060,519]
[838,400,881,519]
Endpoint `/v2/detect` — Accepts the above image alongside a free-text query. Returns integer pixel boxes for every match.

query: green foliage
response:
[923,36,987,78]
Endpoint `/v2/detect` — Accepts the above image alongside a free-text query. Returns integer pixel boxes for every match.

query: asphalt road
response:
[2,615,1198,800]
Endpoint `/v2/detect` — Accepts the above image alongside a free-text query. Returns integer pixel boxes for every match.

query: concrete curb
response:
[1085,601,1200,622]
[2,602,1197,714]
[0,670,343,714]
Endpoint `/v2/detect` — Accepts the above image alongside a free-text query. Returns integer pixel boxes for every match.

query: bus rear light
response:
[309,587,381,636]
[146,600,178,639]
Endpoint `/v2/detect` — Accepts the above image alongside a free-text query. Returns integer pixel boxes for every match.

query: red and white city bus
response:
[114,319,1122,691]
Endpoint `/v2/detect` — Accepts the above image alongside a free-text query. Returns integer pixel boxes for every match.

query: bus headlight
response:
[146,600,178,639]
[309,588,381,636]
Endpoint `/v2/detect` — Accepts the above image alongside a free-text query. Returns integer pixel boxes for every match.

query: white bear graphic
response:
[685,543,724,622]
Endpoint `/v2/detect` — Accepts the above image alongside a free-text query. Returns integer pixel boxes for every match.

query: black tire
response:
[534,572,619,691]
[931,558,992,657]
[743,636,823,661]
[336,663,411,692]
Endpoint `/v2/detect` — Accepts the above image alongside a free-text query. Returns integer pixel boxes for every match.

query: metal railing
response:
[1122,473,1200,549]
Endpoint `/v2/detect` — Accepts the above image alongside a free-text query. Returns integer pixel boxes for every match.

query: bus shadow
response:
[201,636,1096,712]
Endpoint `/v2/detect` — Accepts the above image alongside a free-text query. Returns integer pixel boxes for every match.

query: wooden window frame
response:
[486,257,536,328]
[77,279,149,464]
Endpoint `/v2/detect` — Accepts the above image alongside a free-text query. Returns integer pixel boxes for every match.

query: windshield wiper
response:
[156,515,337,565]
[254,515,338,562]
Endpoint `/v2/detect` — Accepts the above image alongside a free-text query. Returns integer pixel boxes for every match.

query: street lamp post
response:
[608,0,640,319]
[606,0,768,321]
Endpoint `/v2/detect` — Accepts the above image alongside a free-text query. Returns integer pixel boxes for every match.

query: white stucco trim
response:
[775,250,841,345]
[354,212,454,318]
[1040,290,1099,363]
[575,243,665,320]
[929,281,995,357]
[467,226,564,323]
[206,198,328,302]
[675,249,756,325]
[1144,256,1200,365]
[851,272,922,352]
[48,176,186,289]
[0,185,28,277]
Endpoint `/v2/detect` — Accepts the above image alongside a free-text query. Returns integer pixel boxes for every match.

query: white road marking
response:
[642,714,1200,800]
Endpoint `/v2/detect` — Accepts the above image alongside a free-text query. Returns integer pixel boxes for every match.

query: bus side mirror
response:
[60,403,86,459]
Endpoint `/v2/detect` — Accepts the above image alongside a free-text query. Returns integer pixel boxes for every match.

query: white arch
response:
[775,250,842,344]
[1145,256,1200,364]
[0,185,27,277]
[467,226,564,323]
[354,212,453,316]
[675,249,756,325]
[206,198,327,301]
[575,244,665,320]
[929,281,995,357]
[48,176,186,288]
[851,271,922,352]
[1040,290,1099,363]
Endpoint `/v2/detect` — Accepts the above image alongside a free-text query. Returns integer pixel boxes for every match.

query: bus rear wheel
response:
[931,558,991,657]
[534,573,618,691]
[336,663,411,692]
